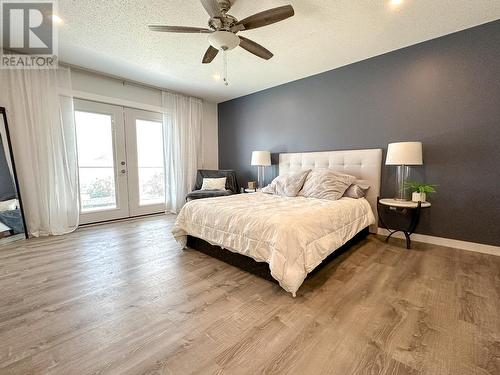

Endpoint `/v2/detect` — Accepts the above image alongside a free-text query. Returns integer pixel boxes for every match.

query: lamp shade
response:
[386,142,423,165]
[251,151,271,166]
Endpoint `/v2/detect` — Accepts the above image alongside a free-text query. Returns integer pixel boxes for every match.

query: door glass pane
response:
[75,111,117,212]
[136,119,165,205]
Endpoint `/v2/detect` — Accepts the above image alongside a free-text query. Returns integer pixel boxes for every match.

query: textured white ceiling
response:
[58,0,500,103]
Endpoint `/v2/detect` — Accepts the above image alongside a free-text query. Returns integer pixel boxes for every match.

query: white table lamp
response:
[251,151,271,189]
[386,142,423,200]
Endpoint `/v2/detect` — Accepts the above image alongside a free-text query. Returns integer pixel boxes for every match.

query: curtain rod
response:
[59,61,203,101]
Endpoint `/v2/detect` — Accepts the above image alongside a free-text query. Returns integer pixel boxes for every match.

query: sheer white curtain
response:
[162,92,203,213]
[0,67,79,236]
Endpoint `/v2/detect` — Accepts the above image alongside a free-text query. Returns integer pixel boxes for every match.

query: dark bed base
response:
[186,227,370,284]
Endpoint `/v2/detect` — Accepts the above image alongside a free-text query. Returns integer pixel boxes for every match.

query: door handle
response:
[120,169,127,174]
[121,161,126,166]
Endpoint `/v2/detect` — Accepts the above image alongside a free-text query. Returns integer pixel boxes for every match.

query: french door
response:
[124,108,165,216]
[74,99,165,224]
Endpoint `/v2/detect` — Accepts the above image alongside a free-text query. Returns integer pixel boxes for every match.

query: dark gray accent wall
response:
[218,20,500,246]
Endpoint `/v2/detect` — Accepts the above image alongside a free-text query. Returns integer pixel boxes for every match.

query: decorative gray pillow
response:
[262,170,311,197]
[343,182,370,199]
[299,170,356,201]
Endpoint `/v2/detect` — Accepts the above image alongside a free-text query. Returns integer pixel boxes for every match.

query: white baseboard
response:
[377,228,499,256]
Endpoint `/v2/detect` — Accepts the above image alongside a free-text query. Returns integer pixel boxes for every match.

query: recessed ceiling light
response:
[212,74,221,81]
[52,15,63,24]
[390,0,403,5]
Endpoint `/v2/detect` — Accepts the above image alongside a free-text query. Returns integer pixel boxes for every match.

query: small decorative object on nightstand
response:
[377,197,431,249]
[245,182,257,193]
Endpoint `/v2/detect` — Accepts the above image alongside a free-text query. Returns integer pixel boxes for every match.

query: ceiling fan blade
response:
[148,25,212,33]
[235,5,294,31]
[202,46,219,64]
[238,36,273,60]
[199,0,223,18]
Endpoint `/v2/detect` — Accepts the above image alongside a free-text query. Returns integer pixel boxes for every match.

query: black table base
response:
[377,197,423,249]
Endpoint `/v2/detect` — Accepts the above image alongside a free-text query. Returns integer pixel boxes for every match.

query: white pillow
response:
[343,180,371,199]
[299,170,356,201]
[261,170,311,197]
[0,199,18,212]
[201,177,227,191]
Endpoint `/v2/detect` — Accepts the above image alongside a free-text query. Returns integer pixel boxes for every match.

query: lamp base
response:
[395,165,410,201]
[257,166,265,189]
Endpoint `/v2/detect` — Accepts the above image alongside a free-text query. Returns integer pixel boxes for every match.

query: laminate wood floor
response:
[0,215,498,375]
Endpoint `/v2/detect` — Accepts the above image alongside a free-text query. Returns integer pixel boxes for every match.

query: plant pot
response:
[412,192,426,202]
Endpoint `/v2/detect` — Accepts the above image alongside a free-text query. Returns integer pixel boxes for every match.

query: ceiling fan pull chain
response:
[223,48,229,86]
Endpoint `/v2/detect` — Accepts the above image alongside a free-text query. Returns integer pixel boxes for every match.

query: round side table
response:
[377,197,431,249]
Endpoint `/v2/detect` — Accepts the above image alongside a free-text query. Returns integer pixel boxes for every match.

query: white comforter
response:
[172,193,375,296]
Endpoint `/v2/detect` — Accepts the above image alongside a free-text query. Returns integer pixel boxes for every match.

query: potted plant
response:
[405,181,437,203]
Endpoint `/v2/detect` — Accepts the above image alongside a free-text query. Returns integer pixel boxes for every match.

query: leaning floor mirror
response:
[0,107,28,243]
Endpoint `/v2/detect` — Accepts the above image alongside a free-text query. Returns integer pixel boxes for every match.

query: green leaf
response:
[404,181,438,194]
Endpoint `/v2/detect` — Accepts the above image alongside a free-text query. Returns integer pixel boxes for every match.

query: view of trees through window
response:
[75,109,165,214]
[136,119,165,205]
[75,111,117,212]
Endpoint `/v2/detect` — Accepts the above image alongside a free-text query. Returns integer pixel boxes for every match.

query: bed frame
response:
[187,227,369,284]
[187,148,383,283]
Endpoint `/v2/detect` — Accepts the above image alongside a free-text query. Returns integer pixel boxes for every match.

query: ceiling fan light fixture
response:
[208,31,240,51]
[148,1,296,72]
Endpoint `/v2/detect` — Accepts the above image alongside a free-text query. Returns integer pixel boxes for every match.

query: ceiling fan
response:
[148,0,295,84]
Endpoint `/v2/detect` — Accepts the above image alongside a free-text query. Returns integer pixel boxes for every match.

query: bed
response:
[172,148,382,296]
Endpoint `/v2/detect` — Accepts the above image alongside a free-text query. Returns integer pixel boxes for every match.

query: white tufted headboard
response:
[279,148,383,233]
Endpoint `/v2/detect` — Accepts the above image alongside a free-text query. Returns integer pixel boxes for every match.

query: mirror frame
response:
[0,107,29,239]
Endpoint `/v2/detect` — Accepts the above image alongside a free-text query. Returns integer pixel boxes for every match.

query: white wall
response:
[70,68,218,169]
